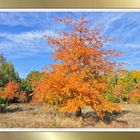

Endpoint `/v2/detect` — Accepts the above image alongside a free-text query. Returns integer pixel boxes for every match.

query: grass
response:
[0,103,140,128]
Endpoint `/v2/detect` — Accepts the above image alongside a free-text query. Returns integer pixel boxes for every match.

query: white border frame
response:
[0,9,140,131]
[1,9,140,12]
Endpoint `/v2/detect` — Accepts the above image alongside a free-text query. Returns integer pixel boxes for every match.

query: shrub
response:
[0,81,25,112]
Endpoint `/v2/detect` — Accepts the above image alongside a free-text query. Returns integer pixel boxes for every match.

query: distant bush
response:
[0,81,25,112]
[105,91,120,103]
[107,70,140,104]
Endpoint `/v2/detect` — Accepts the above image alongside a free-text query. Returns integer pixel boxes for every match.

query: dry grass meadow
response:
[0,103,140,128]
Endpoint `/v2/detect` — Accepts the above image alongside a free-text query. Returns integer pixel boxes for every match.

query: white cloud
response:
[0,30,55,59]
[0,30,54,42]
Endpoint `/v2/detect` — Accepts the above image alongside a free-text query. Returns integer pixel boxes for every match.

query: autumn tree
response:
[33,16,122,118]
[0,81,25,111]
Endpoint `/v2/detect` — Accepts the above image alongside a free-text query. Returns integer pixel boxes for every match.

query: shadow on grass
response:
[82,110,130,125]
[0,104,34,113]
[102,110,130,124]
[46,110,130,127]
[2,107,23,113]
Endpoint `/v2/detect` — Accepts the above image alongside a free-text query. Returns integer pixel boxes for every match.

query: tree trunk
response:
[75,107,82,117]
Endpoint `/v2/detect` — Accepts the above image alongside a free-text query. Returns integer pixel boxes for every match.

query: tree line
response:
[0,54,43,111]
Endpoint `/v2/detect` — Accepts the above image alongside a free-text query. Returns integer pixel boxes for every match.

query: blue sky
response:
[0,12,140,78]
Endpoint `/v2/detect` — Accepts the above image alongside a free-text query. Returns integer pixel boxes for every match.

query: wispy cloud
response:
[0,30,55,59]
[101,13,126,34]
[0,30,54,42]
[0,12,50,27]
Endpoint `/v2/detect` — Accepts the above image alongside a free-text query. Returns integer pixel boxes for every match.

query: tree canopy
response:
[0,55,19,87]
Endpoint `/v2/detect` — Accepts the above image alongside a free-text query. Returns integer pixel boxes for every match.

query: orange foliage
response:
[0,81,25,101]
[129,89,140,103]
[33,16,122,118]
[129,84,140,103]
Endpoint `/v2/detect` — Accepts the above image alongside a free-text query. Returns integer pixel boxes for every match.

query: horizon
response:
[0,12,140,78]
